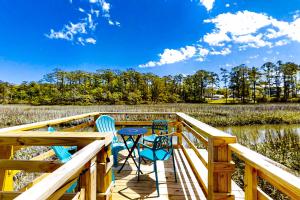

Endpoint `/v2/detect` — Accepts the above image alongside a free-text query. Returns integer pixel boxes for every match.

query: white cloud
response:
[102,1,110,12]
[198,47,209,56]
[232,33,272,48]
[200,0,215,11]
[139,46,197,68]
[195,47,209,62]
[46,0,119,45]
[210,47,231,55]
[203,10,300,50]
[203,31,230,46]
[46,22,87,42]
[275,39,289,46]
[204,11,272,37]
[225,4,230,8]
[86,37,97,44]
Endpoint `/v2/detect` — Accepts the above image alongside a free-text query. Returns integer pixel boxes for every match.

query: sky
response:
[0,0,300,83]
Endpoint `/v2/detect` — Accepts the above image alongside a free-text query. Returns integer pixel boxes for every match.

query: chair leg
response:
[138,155,141,181]
[113,151,118,168]
[154,160,159,197]
[172,153,177,182]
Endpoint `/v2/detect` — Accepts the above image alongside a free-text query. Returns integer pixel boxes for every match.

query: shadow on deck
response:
[113,149,244,200]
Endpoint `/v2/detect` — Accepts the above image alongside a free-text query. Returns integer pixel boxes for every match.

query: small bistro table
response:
[117,127,148,173]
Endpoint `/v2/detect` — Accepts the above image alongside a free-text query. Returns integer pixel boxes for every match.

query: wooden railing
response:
[0,112,299,200]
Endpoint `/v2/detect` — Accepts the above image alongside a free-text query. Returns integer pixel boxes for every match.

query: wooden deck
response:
[113,149,244,200]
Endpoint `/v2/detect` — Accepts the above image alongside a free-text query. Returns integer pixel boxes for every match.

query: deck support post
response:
[244,165,257,200]
[208,137,236,200]
[80,157,97,200]
[176,118,183,146]
[96,145,113,200]
[0,146,14,191]
[94,114,100,131]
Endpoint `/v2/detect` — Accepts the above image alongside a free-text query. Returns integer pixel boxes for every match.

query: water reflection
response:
[218,124,300,144]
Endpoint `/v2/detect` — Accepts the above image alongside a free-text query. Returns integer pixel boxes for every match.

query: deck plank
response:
[112,148,244,200]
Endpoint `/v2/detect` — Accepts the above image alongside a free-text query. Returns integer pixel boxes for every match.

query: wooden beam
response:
[0,146,13,191]
[0,131,111,147]
[48,178,78,200]
[115,121,177,127]
[0,112,100,133]
[229,143,300,199]
[181,121,208,147]
[244,165,257,200]
[0,191,77,200]
[180,145,208,196]
[207,136,236,200]
[0,160,62,172]
[14,140,105,200]
[98,112,176,115]
[181,132,208,167]
[257,187,272,200]
[62,122,93,132]
[176,112,236,140]
[97,146,112,200]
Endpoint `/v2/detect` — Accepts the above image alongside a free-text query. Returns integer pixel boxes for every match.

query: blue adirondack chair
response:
[143,120,168,143]
[95,115,135,167]
[137,133,177,197]
[48,127,77,192]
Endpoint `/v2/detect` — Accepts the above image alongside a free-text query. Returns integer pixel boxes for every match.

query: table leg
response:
[118,135,143,174]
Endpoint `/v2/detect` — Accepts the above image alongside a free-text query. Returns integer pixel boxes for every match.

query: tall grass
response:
[1,103,300,127]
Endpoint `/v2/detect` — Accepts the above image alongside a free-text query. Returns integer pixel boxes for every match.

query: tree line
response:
[0,61,299,105]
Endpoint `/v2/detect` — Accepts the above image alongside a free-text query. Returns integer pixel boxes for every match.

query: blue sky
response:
[0,0,300,83]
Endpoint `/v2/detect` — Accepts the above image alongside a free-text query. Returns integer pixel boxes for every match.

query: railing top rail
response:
[98,112,177,115]
[176,112,236,139]
[0,112,177,133]
[229,143,300,199]
[14,140,105,200]
[0,112,100,133]
[0,131,113,146]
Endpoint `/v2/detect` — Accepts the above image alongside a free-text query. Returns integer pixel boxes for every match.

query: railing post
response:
[0,146,14,191]
[176,117,183,146]
[80,156,97,200]
[94,114,100,131]
[244,164,257,200]
[96,145,113,200]
[208,136,236,200]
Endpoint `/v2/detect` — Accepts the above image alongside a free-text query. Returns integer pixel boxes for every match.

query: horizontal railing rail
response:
[15,140,105,200]
[229,143,300,200]
[176,112,300,200]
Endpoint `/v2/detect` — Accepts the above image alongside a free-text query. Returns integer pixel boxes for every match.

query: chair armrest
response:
[67,146,77,151]
[138,142,152,149]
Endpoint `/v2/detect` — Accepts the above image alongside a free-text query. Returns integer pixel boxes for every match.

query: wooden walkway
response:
[112,149,244,200]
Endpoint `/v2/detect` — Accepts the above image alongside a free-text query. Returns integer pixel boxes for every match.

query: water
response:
[218,124,300,145]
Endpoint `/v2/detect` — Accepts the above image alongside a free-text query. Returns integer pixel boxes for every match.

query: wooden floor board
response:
[112,148,244,200]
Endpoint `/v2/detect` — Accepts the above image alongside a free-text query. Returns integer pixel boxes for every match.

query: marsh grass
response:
[1,103,299,196]
[1,103,300,128]
[232,130,299,199]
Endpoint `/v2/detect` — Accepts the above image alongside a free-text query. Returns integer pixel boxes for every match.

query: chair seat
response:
[112,140,134,152]
[143,134,157,142]
[140,148,171,161]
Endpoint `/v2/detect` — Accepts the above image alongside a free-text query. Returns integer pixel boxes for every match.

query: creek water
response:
[218,124,300,144]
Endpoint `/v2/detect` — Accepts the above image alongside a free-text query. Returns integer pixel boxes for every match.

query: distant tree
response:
[220,68,229,103]
[249,67,261,103]
[261,62,276,97]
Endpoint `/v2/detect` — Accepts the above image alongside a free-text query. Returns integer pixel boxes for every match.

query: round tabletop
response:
[117,127,148,136]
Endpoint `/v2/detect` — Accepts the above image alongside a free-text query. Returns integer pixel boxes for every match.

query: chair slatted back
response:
[95,115,118,142]
[152,120,168,135]
[48,127,72,163]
